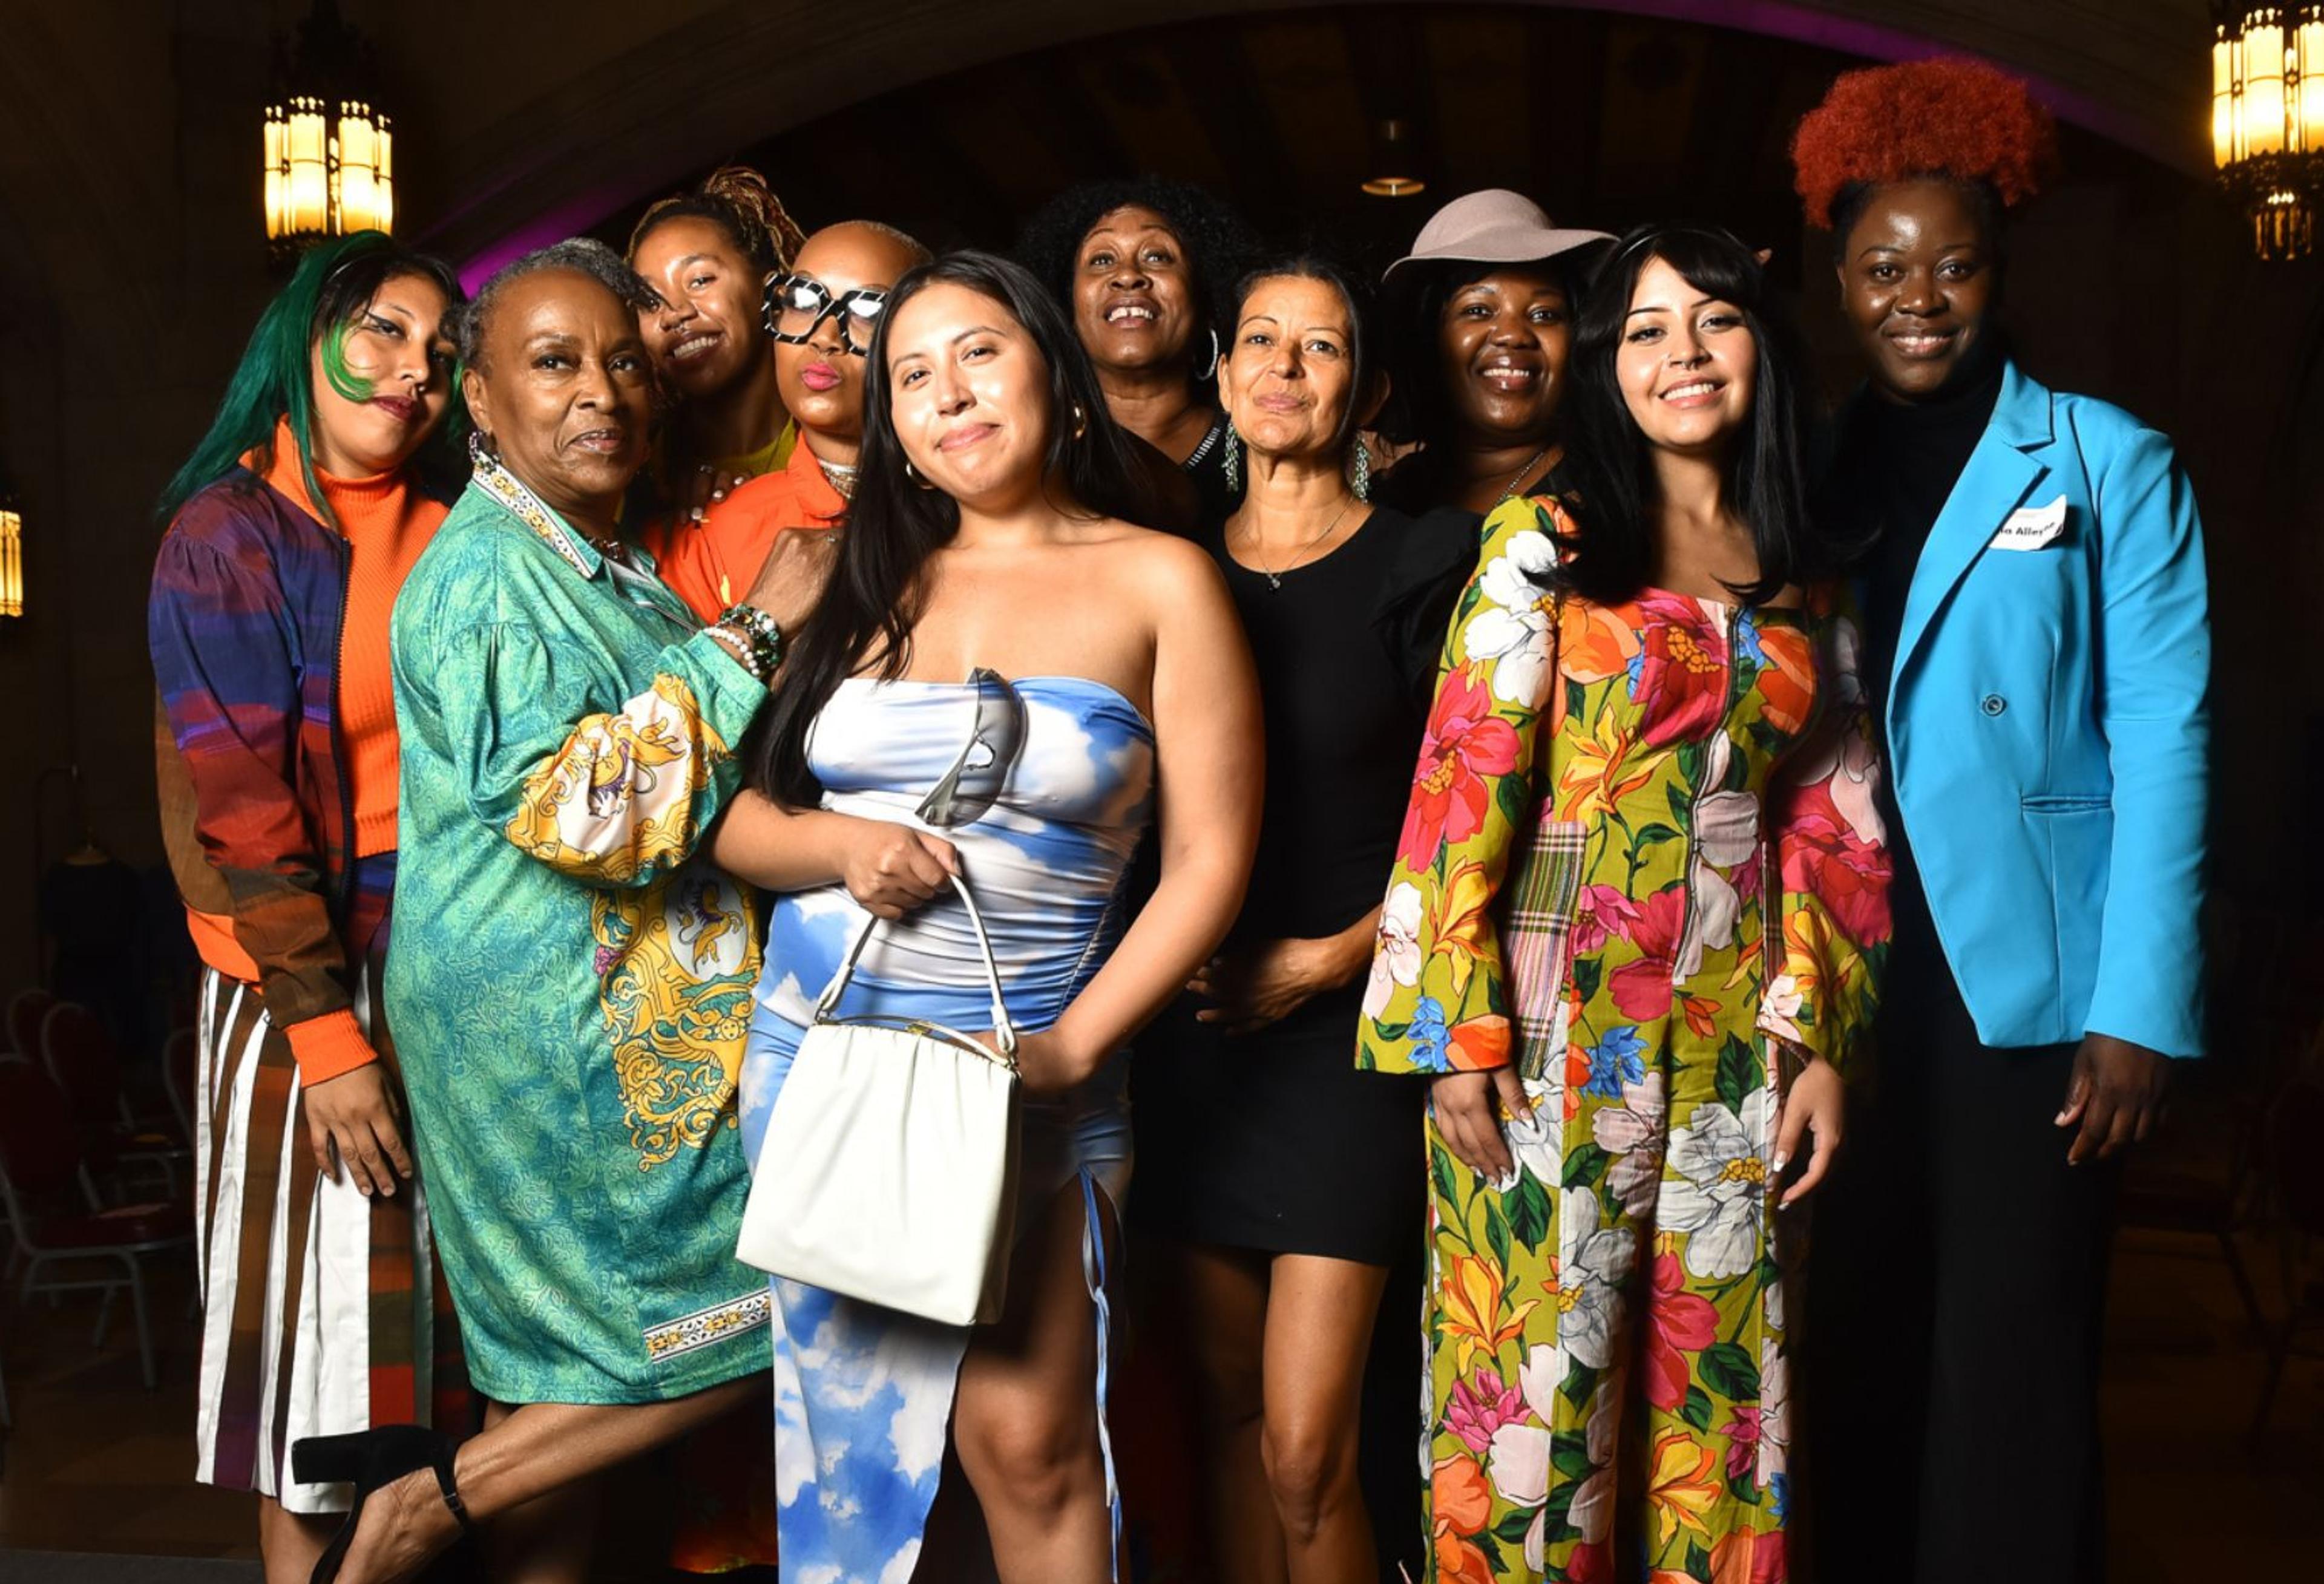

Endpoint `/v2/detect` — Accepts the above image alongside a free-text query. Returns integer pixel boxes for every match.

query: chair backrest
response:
[0,1057,87,1196]
[40,1001,126,1128]
[162,1027,199,1144]
[2271,1079,2324,1236]
[5,988,56,1061]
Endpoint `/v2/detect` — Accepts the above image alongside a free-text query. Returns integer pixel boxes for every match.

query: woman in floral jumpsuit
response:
[1360,226,1891,1583]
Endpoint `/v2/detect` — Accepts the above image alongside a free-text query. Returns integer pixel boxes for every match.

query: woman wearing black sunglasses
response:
[651,221,931,621]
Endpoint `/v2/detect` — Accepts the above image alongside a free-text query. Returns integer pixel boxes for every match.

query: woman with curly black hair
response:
[1018,177,1256,522]
[1792,59,2212,1584]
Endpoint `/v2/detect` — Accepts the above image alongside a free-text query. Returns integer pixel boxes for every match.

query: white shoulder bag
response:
[736,872,1023,1327]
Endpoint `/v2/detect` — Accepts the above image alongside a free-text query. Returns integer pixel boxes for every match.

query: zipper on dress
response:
[327,532,358,923]
[1672,602,1744,974]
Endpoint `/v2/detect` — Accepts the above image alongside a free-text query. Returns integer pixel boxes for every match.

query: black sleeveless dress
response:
[1131,502,1476,1263]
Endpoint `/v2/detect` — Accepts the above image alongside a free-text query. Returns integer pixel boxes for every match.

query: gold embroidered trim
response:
[643,1289,772,1363]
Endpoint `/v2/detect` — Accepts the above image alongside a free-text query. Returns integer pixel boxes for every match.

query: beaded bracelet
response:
[703,624,761,681]
[715,603,786,679]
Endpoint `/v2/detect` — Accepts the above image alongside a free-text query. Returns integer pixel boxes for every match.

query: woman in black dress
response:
[1132,255,1474,1583]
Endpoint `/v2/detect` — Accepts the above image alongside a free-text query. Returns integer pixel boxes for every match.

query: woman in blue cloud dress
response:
[710,251,1261,1582]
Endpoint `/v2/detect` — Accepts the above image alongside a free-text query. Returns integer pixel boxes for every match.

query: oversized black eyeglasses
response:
[763,272,890,356]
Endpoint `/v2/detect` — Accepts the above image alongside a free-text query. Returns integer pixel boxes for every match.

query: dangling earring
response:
[1221,422,1241,496]
[903,460,936,491]
[1347,436,1371,502]
[1070,402,1088,441]
[1196,328,1221,383]
[467,430,498,470]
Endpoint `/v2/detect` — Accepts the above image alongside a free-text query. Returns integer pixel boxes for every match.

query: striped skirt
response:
[192,963,467,1513]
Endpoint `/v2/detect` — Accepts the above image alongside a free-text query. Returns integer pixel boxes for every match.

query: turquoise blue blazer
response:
[1885,361,2211,1058]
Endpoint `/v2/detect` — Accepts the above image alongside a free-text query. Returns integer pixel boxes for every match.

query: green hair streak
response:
[157,231,468,530]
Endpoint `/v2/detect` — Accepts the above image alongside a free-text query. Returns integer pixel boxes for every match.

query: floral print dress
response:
[1359,497,1891,1583]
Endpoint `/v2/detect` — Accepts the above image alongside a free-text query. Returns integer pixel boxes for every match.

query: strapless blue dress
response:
[739,672,1155,1580]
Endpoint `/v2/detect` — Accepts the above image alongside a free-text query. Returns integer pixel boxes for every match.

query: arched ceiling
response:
[370,0,2215,271]
[576,2,2158,286]
[0,1,2223,356]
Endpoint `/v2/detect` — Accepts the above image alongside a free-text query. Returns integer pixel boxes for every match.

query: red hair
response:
[1790,57,2057,231]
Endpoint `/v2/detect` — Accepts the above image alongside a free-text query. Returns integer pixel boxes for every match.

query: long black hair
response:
[751,250,1147,807]
[1558,224,1821,607]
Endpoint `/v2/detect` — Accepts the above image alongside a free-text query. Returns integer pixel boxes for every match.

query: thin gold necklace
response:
[1494,444,1554,505]
[1240,497,1355,590]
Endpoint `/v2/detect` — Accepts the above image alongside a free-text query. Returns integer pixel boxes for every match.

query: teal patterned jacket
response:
[386,462,773,1403]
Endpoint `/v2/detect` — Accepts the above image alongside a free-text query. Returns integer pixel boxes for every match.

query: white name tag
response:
[1991,496,2068,551]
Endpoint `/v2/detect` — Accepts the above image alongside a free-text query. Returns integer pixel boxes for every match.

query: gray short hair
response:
[453,238,656,368]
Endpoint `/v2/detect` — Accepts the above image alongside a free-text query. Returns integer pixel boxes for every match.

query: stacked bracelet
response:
[714,603,786,681]
[703,624,759,679]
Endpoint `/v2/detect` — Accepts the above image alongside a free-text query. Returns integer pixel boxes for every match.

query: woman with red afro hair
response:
[1791,58,2213,1584]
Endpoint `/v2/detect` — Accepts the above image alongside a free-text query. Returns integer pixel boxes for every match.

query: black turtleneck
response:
[1820,348,2007,993]
[1827,351,2006,713]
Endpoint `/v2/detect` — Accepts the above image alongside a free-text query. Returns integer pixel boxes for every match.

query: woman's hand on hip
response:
[303,1061,412,1198]
[839,820,958,920]
[1431,1067,1532,1183]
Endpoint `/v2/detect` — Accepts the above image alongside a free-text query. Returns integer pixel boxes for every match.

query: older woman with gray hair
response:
[287,239,833,1584]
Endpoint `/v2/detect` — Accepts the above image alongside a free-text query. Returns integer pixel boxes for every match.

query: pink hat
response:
[1384,189,1612,280]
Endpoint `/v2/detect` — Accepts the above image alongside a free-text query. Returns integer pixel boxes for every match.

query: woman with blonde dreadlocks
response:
[628,163,809,540]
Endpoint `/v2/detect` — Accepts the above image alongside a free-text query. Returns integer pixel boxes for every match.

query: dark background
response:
[0,4,2316,1570]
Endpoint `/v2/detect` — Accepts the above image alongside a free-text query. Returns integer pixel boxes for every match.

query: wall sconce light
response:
[2213,4,2324,260]
[0,483,25,623]
[264,0,394,257]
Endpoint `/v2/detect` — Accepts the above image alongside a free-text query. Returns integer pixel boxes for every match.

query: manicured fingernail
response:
[1771,1153,1788,1173]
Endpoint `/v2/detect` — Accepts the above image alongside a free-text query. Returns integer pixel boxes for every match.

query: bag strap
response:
[810,870,1019,1059]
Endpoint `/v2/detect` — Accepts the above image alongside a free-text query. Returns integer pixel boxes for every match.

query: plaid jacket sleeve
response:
[148,507,366,1053]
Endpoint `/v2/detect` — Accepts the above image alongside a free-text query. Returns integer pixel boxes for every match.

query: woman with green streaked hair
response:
[147,229,472,1584]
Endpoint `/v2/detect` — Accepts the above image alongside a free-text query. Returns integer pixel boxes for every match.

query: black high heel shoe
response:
[292,1424,477,1584]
